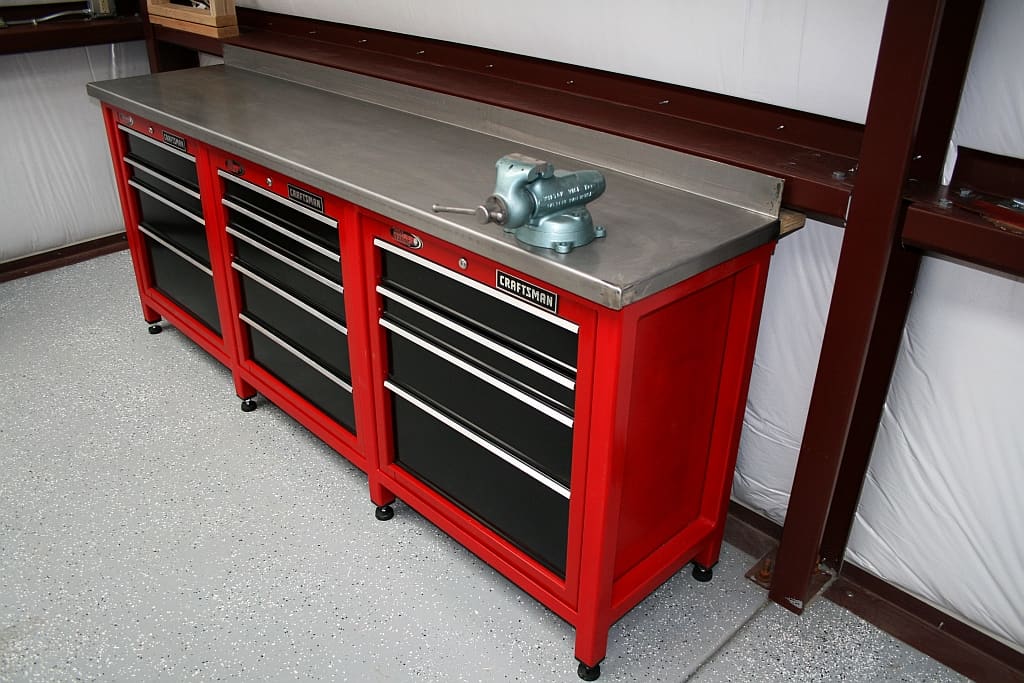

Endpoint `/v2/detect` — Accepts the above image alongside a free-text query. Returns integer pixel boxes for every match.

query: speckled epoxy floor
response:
[0,252,966,682]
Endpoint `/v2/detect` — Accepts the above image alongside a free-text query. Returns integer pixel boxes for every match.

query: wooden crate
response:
[147,0,239,38]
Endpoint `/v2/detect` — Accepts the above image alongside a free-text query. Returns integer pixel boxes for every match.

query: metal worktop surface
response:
[88,50,780,309]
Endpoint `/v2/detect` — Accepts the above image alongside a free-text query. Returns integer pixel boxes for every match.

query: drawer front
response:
[126,160,203,217]
[389,383,569,577]
[224,204,341,284]
[221,172,339,255]
[380,245,578,373]
[380,286,574,413]
[230,227,345,322]
[244,315,356,433]
[144,232,220,335]
[235,262,351,380]
[122,126,199,188]
[385,320,573,486]
[133,182,210,267]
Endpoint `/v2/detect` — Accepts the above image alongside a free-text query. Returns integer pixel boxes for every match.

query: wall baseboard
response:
[0,234,128,283]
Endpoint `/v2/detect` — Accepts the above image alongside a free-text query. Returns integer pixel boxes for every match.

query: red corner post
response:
[769,0,983,613]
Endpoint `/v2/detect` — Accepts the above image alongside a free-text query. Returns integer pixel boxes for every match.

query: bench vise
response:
[433,153,606,254]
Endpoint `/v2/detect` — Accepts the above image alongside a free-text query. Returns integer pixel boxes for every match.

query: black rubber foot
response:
[240,398,257,412]
[148,324,162,334]
[577,661,601,681]
[374,505,395,521]
[692,563,714,582]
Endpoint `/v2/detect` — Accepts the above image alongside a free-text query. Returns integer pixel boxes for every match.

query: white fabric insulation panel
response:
[0,42,149,263]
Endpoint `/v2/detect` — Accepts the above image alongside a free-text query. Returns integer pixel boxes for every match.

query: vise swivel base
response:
[434,153,607,254]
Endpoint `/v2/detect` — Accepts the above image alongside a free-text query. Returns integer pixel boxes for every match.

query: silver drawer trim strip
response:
[380,318,573,428]
[218,169,338,228]
[118,124,196,162]
[223,197,340,263]
[240,313,353,393]
[386,380,571,500]
[378,285,576,391]
[233,261,347,335]
[375,238,579,334]
[129,179,205,226]
[138,224,213,276]
[123,157,201,199]
[227,226,344,294]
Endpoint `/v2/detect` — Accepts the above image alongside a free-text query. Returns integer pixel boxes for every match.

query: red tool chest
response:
[101,101,774,680]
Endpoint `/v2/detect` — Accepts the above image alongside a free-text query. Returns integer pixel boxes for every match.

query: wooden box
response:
[147,0,238,38]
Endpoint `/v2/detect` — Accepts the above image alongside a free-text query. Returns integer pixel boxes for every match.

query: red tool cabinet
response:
[101,100,774,680]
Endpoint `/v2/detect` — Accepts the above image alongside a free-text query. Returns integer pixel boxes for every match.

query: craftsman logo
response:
[161,131,187,152]
[389,227,422,250]
[496,271,558,314]
[288,184,325,214]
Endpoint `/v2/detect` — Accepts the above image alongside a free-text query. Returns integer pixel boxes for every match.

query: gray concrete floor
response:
[0,252,966,681]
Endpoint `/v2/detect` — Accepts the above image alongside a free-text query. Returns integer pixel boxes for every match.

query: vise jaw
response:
[433,153,607,254]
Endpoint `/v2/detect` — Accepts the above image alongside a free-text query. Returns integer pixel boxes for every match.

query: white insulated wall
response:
[0,42,149,263]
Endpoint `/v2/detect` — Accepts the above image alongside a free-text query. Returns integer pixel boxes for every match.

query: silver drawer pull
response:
[218,169,338,229]
[240,313,352,393]
[138,225,212,276]
[233,261,347,335]
[129,179,205,226]
[227,226,343,294]
[124,157,200,199]
[380,318,573,428]
[118,124,196,162]
[386,380,571,500]
[374,238,579,334]
[223,198,339,263]
[378,285,575,390]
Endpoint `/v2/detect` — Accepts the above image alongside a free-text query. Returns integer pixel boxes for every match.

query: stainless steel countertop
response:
[88,54,780,309]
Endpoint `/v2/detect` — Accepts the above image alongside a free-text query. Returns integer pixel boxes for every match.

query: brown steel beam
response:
[817,0,984,570]
[903,203,1024,277]
[768,0,969,612]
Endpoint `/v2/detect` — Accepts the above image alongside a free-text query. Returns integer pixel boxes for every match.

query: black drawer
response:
[235,262,351,380]
[384,319,573,486]
[230,228,346,322]
[244,315,356,433]
[132,182,210,267]
[380,245,578,373]
[221,173,339,254]
[122,127,198,188]
[224,208,341,284]
[125,160,203,218]
[380,286,575,413]
[143,232,221,335]
[389,383,569,577]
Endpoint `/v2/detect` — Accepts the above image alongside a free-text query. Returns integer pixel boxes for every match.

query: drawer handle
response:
[381,318,573,428]
[138,224,212,276]
[240,313,352,392]
[118,124,196,162]
[378,285,575,391]
[123,157,200,199]
[386,380,571,499]
[218,169,338,229]
[374,237,579,334]
[129,179,205,226]
[233,261,347,335]
[227,226,343,294]
[223,198,339,263]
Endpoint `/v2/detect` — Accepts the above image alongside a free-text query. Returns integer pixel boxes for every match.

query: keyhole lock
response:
[458,258,468,270]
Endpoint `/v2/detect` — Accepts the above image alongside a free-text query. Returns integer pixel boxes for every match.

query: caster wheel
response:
[577,661,601,681]
[692,563,713,582]
[375,505,395,521]
[148,324,162,335]
[240,398,257,412]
